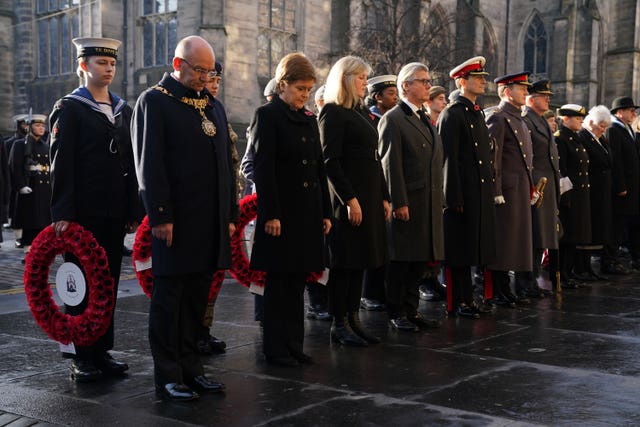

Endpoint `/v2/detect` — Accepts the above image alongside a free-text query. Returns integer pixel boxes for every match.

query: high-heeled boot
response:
[330,317,367,346]
[348,312,380,344]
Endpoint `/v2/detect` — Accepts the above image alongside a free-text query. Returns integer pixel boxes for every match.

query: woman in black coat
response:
[250,53,332,367]
[8,115,51,255]
[319,56,391,346]
[578,105,614,279]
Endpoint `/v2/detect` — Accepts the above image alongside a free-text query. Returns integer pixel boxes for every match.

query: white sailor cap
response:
[558,104,586,117]
[12,114,29,123]
[449,56,489,79]
[72,37,121,59]
[28,114,47,124]
[367,75,397,94]
[264,78,278,98]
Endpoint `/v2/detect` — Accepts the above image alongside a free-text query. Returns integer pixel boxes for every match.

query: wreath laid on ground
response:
[24,223,114,346]
[230,193,323,287]
[132,216,225,302]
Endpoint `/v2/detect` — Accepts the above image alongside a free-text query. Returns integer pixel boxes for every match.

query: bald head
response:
[172,35,216,92]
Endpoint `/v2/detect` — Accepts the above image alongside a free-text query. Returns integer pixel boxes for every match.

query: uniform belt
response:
[28,164,50,172]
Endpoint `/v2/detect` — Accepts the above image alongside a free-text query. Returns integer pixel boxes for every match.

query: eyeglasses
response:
[411,78,431,87]
[179,58,218,79]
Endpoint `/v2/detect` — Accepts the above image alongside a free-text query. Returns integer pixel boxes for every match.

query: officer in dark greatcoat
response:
[4,114,29,243]
[439,56,496,319]
[487,72,536,307]
[555,104,590,288]
[133,36,235,400]
[8,114,51,253]
[517,79,561,296]
[50,37,141,382]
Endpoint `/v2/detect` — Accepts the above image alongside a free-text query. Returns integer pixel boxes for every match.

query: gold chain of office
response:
[152,85,217,137]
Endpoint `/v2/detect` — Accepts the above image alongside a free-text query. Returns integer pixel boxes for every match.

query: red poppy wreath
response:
[132,216,225,302]
[230,193,323,287]
[23,223,114,346]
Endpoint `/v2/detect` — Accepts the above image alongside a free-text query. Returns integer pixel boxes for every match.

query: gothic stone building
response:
[1,0,639,136]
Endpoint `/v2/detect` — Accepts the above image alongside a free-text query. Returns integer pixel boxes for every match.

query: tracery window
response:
[524,15,547,76]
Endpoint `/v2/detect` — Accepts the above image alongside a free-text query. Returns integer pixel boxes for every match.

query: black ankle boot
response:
[330,317,367,346]
[348,312,380,344]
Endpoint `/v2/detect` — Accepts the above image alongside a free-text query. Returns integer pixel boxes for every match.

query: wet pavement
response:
[1,228,640,426]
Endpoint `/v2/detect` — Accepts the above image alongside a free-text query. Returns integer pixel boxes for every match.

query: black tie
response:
[417,108,431,126]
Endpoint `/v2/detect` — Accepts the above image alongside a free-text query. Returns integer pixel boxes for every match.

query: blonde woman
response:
[319,56,391,346]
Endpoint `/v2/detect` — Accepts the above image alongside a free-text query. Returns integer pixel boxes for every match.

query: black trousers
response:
[604,213,640,265]
[263,272,306,358]
[328,268,364,319]
[306,281,328,307]
[386,261,425,318]
[448,266,474,307]
[63,218,125,360]
[362,264,386,302]
[149,271,211,386]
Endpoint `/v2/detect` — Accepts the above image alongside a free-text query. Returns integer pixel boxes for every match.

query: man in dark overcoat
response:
[517,79,561,296]
[132,36,236,400]
[379,62,444,332]
[603,96,640,273]
[439,56,496,319]
[487,72,536,307]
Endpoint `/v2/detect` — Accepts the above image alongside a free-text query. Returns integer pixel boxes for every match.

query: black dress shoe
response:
[455,304,480,319]
[602,264,631,275]
[589,270,609,281]
[514,294,531,304]
[491,293,516,308]
[572,271,596,282]
[70,359,102,382]
[472,300,494,314]
[360,298,386,311]
[93,352,129,376]
[522,288,545,298]
[266,356,299,367]
[289,350,314,365]
[331,320,369,346]
[389,316,419,332]
[408,313,440,329]
[197,335,227,355]
[306,304,331,321]
[418,285,436,301]
[156,383,200,401]
[185,375,225,393]
[348,312,381,344]
[561,278,580,289]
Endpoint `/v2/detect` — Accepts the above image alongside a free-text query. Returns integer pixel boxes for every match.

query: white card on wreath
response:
[59,341,76,354]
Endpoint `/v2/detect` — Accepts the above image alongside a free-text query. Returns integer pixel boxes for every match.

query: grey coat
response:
[488,101,534,272]
[522,106,561,250]
[378,101,444,262]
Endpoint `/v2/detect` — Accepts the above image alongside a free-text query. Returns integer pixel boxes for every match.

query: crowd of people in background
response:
[2,34,640,402]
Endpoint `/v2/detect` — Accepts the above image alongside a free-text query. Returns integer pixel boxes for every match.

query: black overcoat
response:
[9,135,51,230]
[579,129,613,246]
[132,74,236,275]
[487,101,534,272]
[522,106,561,250]
[50,88,140,225]
[439,96,496,267]
[319,103,388,269]
[607,120,640,216]
[249,95,332,273]
[556,125,591,244]
[379,101,444,262]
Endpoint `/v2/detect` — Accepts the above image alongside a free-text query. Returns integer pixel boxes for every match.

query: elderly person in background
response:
[576,106,614,280]
[250,52,332,366]
[320,56,390,346]
[314,84,326,114]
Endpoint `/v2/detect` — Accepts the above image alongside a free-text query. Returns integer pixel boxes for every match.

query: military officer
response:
[555,104,590,288]
[439,56,496,319]
[516,79,561,297]
[487,72,536,307]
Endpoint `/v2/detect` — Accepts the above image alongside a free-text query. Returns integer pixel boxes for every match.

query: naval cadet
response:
[50,37,141,382]
[438,56,496,319]
[555,104,590,288]
[8,114,51,258]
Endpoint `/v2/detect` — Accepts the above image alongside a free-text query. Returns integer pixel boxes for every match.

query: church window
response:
[257,0,297,80]
[139,0,178,67]
[36,2,79,77]
[524,15,547,75]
